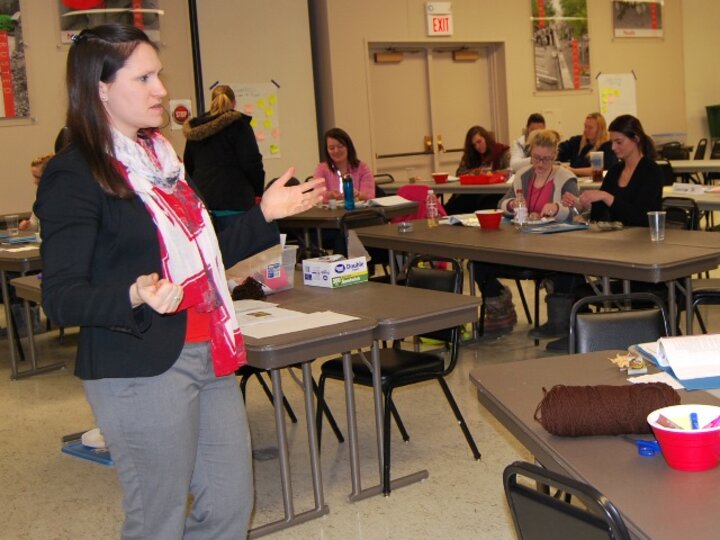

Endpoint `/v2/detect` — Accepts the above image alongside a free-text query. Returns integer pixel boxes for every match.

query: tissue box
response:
[302,255,368,288]
[254,245,298,293]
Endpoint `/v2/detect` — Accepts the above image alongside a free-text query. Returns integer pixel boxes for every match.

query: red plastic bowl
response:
[432,172,449,184]
[475,209,503,229]
[647,404,720,471]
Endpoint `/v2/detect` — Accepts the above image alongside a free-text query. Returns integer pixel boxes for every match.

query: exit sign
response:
[426,2,453,37]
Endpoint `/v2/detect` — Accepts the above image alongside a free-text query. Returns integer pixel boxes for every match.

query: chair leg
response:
[383,387,394,496]
[311,376,345,444]
[255,372,298,424]
[388,398,410,442]
[436,377,481,460]
[533,280,541,347]
[694,304,709,334]
[515,279,532,324]
[315,374,327,447]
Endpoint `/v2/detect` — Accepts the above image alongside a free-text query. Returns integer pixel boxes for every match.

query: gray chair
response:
[569,293,669,354]
[661,196,701,231]
[503,461,631,540]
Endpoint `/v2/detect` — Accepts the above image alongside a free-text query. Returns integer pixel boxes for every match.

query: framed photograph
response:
[531,0,590,91]
[57,0,162,44]
[613,1,663,38]
[0,0,30,118]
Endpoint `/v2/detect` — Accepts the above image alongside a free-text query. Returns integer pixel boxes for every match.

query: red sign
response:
[172,104,190,124]
[432,16,450,33]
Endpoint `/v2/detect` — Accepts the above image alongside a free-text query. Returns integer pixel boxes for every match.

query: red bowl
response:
[432,172,449,184]
[475,209,503,229]
[648,404,720,471]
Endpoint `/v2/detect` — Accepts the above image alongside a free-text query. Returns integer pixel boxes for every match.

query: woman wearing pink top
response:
[314,127,375,202]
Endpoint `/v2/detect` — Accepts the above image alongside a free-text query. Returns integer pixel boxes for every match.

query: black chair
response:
[684,278,720,334]
[657,160,677,187]
[236,365,346,443]
[374,172,395,185]
[660,140,690,160]
[705,139,720,185]
[662,196,701,230]
[694,137,708,160]
[316,256,481,494]
[503,461,631,540]
[569,293,669,354]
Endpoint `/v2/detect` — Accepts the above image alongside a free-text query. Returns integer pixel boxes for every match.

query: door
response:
[368,43,507,182]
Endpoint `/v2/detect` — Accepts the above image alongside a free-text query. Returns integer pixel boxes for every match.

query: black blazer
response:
[35,146,279,380]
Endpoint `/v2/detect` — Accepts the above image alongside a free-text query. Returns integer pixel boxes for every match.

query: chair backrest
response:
[710,139,720,160]
[374,172,395,185]
[662,196,701,230]
[405,255,463,372]
[338,208,389,257]
[392,184,448,222]
[694,138,708,160]
[660,141,690,160]
[656,160,676,186]
[569,293,669,354]
[503,461,631,540]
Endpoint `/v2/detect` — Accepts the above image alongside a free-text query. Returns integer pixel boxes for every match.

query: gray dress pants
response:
[84,342,253,539]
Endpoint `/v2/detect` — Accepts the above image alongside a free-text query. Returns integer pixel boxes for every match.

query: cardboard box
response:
[302,255,368,288]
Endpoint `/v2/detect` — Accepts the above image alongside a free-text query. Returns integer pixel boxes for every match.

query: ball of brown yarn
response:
[534,383,681,436]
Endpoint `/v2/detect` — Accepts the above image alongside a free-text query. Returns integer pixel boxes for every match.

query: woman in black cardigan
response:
[35,24,324,539]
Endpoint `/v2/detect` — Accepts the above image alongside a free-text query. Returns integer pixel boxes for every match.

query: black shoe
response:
[528,322,564,339]
[545,336,569,353]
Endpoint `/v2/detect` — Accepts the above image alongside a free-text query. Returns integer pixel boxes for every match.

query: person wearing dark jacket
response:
[36,24,324,539]
[183,84,265,231]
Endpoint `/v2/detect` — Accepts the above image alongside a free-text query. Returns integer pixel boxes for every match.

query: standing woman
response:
[557,112,617,177]
[183,84,265,232]
[35,24,324,539]
[314,127,375,202]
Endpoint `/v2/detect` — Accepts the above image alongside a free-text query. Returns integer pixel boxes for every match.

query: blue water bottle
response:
[342,174,355,210]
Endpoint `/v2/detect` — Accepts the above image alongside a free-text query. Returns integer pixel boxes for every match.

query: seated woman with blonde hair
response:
[557,112,617,178]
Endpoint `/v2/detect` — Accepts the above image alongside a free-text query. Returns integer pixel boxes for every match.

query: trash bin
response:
[706,105,720,139]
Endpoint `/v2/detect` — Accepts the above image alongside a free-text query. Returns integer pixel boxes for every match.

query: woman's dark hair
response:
[526,113,545,128]
[323,127,360,170]
[608,114,657,160]
[66,24,157,199]
[459,125,496,170]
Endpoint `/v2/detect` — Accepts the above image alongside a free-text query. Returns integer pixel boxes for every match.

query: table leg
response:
[248,367,329,538]
[666,281,677,336]
[389,249,396,284]
[1,269,19,379]
[685,277,693,335]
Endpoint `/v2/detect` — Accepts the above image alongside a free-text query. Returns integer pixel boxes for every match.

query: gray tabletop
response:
[469,351,720,540]
[355,221,720,283]
[382,179,601,195]
[667,159,720,174]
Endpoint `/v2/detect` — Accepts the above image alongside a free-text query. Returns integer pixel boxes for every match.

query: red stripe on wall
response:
[0,32,16,117]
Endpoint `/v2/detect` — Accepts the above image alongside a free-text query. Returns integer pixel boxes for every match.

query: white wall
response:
[311,0,689,169]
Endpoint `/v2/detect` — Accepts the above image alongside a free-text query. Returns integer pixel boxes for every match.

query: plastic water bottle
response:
[514,187,528,227]
[342,174,355,210]
[426,189,439,228]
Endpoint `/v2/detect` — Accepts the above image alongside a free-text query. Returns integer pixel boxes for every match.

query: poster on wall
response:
[531,0,590,91]
[0,1,29,118]
[597,73,637,125]
[612,1,663,38]
[231,82,281,160]
[57,1,162,44]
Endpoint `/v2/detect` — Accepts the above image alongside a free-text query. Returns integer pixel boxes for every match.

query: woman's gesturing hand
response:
[260,167,327,222]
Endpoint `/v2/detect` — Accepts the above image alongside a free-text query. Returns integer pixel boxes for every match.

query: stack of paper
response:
[632,334,720,390]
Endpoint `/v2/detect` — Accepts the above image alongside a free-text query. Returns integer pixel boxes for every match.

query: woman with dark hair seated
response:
[534,114,663,351]
[314,127,375,203]
[446,125,510,214]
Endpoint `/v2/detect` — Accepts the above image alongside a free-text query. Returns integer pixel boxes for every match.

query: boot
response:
[483,286,517,335]
[528,294,574,339]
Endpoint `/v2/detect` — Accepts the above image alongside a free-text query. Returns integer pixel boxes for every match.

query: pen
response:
[690,412,699,430]
[701,414,720,429]
[656,414,683,429]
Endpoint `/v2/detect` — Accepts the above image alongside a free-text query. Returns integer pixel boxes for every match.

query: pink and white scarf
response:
[112,128,245,376]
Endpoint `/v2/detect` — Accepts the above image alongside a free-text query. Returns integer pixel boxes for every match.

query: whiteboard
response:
[597,73,637,125]
[231,82,282,160]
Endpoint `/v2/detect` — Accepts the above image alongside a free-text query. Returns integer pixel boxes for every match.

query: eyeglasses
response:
[531,154,555,164]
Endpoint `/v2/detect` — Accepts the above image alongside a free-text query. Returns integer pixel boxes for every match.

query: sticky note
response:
[270,144,280,154]
[256,130,266,141]
[263,119,273,129]
[268,95,277,105]
[250,118,257,128]
[265,107,273,117]
[244,103,254,115]
[257,98,266,108]
[272,128,281,139]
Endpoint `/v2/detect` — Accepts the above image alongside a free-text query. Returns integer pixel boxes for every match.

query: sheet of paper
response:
[236,306,307,329]
[367,195,411,207]
[658,334,720,380]
[240,310,359,339]
[628,372,685,390]
[440,214,480,227]
[233,300,278,313]
[0,246,37,252]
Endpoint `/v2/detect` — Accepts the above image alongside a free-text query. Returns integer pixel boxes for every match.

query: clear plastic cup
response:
[648,211,666,242]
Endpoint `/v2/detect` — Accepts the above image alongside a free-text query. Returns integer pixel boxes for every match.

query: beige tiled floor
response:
[1,282,717,539]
